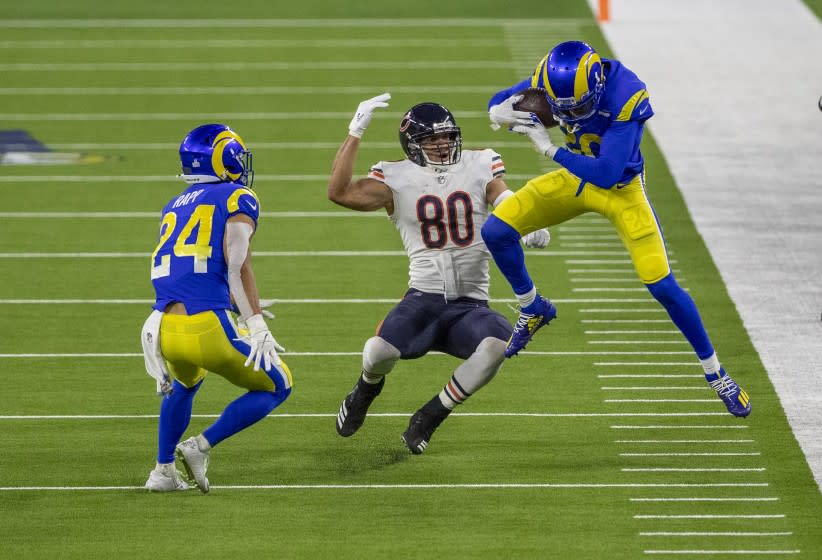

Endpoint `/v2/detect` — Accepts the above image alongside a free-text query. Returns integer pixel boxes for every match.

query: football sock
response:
[203,389,290,447]
[361,371,384,385]
[700,353,722,379]
[155,462,176,476]
[481,215,535,295]
[645,273,714,359]
[157,379,202,464]
[517,287,537,309]
[438,375,472,410]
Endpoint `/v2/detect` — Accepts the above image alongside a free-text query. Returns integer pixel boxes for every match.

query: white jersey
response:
[368,149,506,300]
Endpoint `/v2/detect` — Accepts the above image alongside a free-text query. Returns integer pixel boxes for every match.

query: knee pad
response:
[453,337,507,394]
[362,336,400,376]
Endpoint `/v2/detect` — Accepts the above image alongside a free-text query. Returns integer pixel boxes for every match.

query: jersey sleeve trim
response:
[616,89,649,122]
[368,165,385,182]
[491,154,506,177]
[226,187,260,223]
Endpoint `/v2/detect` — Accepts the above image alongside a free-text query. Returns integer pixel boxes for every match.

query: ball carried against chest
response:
[513,88,558,128]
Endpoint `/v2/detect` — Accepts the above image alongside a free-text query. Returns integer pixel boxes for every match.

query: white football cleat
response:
[176,437,210,493]
[145,466,190,492]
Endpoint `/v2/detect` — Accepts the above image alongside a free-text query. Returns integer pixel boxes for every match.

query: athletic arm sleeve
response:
[487,77,532,109]
[553,121,640,188]
[225,221,255,320]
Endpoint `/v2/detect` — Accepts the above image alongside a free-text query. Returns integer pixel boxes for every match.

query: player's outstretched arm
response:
[485,177,550,249]
[328,93,394,212]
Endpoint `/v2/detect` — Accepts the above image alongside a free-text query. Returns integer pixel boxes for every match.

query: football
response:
[513,88,558,128]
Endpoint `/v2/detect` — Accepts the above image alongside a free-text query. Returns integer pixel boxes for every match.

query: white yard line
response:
[0,351,696,358]
[0,412,733,420]
[0,18,590,28]
[0,109,491,119]
[0,250,636,258]
[0,481,766,492]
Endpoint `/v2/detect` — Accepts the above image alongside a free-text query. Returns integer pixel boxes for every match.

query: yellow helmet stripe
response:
[210,129,247,181]
[616,89,649,122]
[574,51,602,101]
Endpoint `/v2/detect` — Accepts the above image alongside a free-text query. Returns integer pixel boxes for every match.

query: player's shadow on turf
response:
[326,437,410,475]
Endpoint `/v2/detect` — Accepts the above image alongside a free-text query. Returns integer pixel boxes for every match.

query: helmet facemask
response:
[409,130,462,169]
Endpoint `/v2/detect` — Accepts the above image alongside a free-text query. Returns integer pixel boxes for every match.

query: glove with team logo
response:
[522,229,550,249]
[243,314,285,372]
[512,123,558,158]
[488,94,534,130]
[348,93,391,138]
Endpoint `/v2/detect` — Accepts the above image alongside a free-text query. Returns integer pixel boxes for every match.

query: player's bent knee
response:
[645,273,683,306]
[481,215,521,249]
[474,337,507,369]
[362,336,400,376]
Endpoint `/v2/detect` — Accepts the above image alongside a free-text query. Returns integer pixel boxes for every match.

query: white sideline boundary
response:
[0,412,731,420]
[0,482,768,492]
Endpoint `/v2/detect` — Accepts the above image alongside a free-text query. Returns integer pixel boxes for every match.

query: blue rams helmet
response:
[531,41,605,123]
[399,103,462,168]
[179,123,254,187]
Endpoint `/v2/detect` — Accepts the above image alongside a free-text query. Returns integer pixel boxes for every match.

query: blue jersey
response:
[490,59,654,188]
[150,182,260,314]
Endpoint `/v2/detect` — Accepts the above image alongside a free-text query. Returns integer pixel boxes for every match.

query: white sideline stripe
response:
[33,140,531,150]
[561,243,623,248]
[0,482,767,492]
[588,331,680,334]
[0,351,697,358]
[620,452,761,457]
[636,515,784,519]
[624,469,765,472]
[0,211,388,218]
[568,260,679,264]
[0,62,512,72]
[1,87,505,98]
[0,174,539,183]
[0,250,631,258]
[601,387,713,391]
[631,498,776,502]
[581,309,667,313]
[640,533,791,537]
[615,440,755,444]
[569,268,638,273]
[571,278,638,283]
[0,298,652,305]
[612,426,749,430]
[583,320,671,323]
[596,362,698,366]
[574,288,674,293]
[599,375,701,378]
[0,18,590,28]
[0,109,492,119]
[589,341,690,345]
[606,400,718,403]
[0,39,503,50]
[644,551,799,556]
[0,412,733,420]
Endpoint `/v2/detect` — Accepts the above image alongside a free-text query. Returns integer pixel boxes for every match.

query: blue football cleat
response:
[708,369,751,417]
[505,295,557,357]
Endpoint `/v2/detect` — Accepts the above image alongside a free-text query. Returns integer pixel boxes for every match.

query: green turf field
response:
[1,1,820,558]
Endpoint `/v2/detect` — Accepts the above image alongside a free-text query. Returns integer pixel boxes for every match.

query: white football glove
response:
[522,229,550,249]
[511,123,558,158]
[242,314,285,372]
[259,298,275,320]
[488,94,534,131]
[348,92,391,138]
